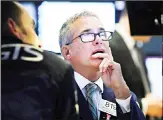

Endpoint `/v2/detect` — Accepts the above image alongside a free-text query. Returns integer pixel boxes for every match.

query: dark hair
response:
[1,1,22,35]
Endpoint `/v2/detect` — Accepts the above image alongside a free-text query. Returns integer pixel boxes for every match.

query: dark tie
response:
[85,83,101,120]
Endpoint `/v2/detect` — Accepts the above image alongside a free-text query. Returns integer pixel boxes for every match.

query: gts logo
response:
[2,44,43,62]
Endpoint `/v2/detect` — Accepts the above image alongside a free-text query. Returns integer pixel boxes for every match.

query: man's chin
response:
[91,59,102,69]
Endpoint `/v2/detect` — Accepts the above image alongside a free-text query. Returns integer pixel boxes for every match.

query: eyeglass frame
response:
[66,31,113,45]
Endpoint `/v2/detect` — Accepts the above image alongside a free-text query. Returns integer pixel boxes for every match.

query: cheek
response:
[72,45,89,59]
[72,45,84,56]
[79,45,92,56]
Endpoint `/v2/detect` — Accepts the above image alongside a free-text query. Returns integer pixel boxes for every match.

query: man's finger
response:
[108,47,114,61]
[99,58,114,73]
[103,61,114,73]
[92,53,109,59]
[99,58,107,73]
[101,59,109,72]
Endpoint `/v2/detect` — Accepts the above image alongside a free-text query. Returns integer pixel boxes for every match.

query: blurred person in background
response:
[109,8,162,120]
[1,1,78,120]
[59,10,146,120]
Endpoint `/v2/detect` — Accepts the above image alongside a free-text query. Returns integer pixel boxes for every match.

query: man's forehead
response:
[77,16,102,25]
[71,16,104,33]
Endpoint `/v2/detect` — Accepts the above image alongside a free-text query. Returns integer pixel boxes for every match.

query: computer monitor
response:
[126,1,163,35]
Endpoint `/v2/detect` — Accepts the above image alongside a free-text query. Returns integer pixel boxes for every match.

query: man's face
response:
[68,16,111,69]
[17,6,40,47]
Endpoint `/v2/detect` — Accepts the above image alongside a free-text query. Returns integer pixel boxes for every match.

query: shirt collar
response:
[74,72,104,93]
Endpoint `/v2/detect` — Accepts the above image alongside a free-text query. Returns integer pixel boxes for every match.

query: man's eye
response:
[100,32,105,36]
[82,33,92,36]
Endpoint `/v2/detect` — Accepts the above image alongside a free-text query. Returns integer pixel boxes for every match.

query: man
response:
[59,10,146,120]
[109,9,162,119]
[1,1,78,120]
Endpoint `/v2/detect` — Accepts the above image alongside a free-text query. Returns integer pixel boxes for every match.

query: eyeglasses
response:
[66,31,113,45]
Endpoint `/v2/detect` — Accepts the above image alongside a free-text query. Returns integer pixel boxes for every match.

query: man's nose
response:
[93,34,103,45]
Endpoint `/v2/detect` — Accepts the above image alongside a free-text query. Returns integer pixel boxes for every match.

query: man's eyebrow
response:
[80,27,105,33]
[80,29,91,34]
[99,27,105,31]
[80,27,105,34]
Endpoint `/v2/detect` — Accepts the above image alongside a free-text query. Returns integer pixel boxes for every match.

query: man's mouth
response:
[92,49,105,55]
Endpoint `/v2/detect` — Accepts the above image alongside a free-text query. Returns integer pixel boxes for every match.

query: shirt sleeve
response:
[115,95,131,113]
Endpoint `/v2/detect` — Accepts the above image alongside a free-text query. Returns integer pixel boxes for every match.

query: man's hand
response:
[92,48,130,99]
[143,93,162,117]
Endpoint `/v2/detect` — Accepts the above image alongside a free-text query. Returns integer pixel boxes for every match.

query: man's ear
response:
[7,18,21,38]
[62,46,71,60]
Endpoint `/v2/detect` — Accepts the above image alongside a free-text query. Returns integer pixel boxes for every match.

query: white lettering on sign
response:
[2,44,43,62]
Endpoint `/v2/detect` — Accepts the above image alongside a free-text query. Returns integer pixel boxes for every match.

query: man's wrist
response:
[113,86,130,99]
[116,95,131,113]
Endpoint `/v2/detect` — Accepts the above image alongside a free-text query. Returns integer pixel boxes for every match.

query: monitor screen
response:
[38,2,115,53]
[126,1,163,35]
[145,56,162,99]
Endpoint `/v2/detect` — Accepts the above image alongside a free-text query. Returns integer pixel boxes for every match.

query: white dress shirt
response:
[74,72,131,116]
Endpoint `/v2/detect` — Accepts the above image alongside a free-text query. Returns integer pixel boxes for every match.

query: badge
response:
[98,99,117,116]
